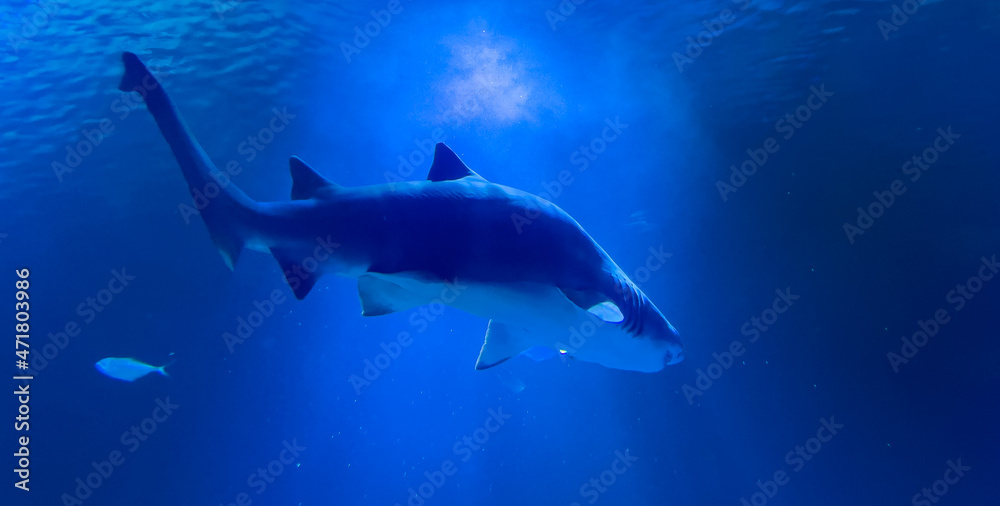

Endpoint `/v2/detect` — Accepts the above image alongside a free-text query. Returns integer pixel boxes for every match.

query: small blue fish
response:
[95,357,172,382]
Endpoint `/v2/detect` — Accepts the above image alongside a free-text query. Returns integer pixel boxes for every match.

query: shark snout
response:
[664,345,685,366]
[661,321,684,366]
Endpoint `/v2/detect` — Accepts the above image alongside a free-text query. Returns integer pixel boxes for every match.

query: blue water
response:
[2,0,998,505]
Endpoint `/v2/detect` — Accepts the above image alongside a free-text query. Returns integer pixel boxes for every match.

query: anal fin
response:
[271,247,319,300]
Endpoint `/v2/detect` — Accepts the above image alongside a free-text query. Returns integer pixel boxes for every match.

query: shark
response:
[117,51,684,372]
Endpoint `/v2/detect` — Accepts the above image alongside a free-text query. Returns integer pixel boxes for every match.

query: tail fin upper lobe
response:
[118,52,150,92]
[118,52,258,269]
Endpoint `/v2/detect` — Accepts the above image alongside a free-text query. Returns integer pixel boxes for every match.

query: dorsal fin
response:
[289,156,337,200]
[427,143,485,182]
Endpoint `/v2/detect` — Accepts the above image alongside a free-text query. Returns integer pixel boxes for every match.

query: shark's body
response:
[118,52,684,372]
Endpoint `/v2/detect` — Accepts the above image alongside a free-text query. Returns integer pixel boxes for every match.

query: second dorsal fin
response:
[289,156,338,200]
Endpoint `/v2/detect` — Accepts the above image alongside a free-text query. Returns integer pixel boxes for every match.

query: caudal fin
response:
[158,358,176,377]
[118,52,259,269]
[118,52,150,92]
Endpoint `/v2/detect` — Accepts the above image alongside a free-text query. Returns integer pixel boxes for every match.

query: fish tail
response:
[159,359,176,377]
[119,51,262,270]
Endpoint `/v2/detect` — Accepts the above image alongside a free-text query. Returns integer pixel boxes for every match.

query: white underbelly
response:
[417,279,580,329]
[355,272,668,372]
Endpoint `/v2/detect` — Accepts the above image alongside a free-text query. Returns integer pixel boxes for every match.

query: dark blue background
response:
[1,0,997,505]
